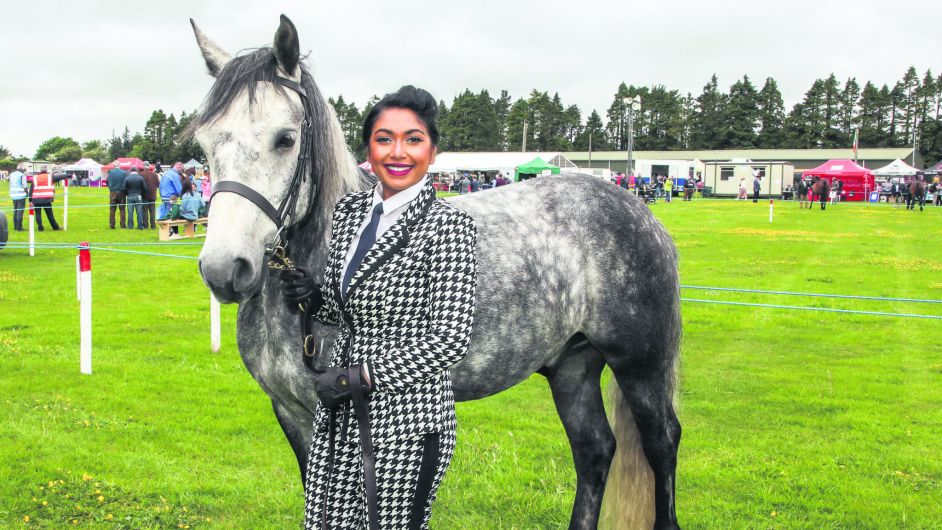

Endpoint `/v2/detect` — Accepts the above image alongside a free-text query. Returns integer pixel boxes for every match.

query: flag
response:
[852,128,859,161]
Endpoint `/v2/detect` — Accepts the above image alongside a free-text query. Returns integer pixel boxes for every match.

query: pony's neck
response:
[280,88,368,283]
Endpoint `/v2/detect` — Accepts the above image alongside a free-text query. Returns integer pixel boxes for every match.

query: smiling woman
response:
[281,84,479,530]
[362,86,439,200]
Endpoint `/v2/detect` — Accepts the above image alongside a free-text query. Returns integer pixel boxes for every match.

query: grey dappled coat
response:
[312,176,478,444]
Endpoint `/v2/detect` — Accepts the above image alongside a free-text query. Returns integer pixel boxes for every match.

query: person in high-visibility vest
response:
[28,171,67,231]
[8,169,28,231]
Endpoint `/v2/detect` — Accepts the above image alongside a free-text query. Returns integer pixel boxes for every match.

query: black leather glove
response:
[280,267,323,313]
[314,365,371,410]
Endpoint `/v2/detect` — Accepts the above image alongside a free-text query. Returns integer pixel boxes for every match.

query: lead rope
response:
[267,246,319,369]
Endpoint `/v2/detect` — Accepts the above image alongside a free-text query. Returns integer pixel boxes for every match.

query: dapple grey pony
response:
[191,15,682,530]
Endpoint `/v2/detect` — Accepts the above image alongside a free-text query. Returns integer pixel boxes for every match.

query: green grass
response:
[1,187,940,528]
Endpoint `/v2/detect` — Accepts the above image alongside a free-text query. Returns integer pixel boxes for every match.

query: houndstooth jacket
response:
[311,176,478,445]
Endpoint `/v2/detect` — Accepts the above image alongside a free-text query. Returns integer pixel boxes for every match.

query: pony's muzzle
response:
[198,254,259,304]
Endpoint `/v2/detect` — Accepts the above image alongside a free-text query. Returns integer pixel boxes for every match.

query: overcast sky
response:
[3,0,941,157]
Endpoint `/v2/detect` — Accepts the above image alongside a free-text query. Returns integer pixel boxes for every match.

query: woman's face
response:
[368,107,436,200]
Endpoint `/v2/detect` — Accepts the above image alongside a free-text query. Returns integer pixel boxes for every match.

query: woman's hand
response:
[280,267,323,313]
[313,365,371,410]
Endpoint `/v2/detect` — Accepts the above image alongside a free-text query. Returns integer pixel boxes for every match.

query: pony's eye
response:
[277,133,296,149]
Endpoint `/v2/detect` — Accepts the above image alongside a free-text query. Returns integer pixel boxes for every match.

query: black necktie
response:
[342,202,384,299]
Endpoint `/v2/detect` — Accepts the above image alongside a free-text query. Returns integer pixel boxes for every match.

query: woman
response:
[281,86,477,530]
[177,179,205,221]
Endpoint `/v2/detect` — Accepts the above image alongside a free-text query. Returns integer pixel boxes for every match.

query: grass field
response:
[1,186,940,529]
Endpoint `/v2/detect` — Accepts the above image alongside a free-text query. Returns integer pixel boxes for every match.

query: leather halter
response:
[209,75,316,255]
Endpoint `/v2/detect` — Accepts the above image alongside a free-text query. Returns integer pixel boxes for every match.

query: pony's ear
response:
[273,14,300,77]
[190,19,231,77]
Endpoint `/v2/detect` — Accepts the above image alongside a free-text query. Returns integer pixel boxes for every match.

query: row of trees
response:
[332,67,942,164]
[0,110,204,172]
[4,67,941,172]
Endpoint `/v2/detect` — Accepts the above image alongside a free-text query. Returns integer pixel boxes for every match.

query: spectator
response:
[459,174,470,194]
[470,175,480,192]
[158,162,184,220]
[28,170,67,231]
[683,178,695,201]
[737,178,748,200]
[107,164,129,229]
[140,164,160,228]
[797,178,809,209]
[752,174,761,203]
[664,176,673,203]
[200,168,212,213]
[8,168,27,231]
[124,167,147,230]
[178,179,206,222]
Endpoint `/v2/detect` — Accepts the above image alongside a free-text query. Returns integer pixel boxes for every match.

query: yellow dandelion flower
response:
[59,480,64,485]
[94,483,100,488]
[94,490,101,494]
[771,511,777,517]
[97,496,104,502]
[182,507,188,512]
[178,524,184,529]
[82,473,92,482]
[48,481,54,487]
[106,514,113,520]
[42,501,48,506]
[72,519,78,525]
[32,497,37,502]
[23,515,30,522]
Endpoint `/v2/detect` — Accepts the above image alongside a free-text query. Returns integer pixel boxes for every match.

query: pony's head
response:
[189,15,355,303]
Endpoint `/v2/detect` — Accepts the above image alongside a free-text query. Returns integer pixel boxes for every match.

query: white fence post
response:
[78,243,92,375]
[769,199,774,224]
[210,293,221,353]
[28,206,34,257]
[63,179,69,231]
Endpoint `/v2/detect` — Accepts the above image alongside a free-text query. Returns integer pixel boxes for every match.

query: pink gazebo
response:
[801,159,875,202]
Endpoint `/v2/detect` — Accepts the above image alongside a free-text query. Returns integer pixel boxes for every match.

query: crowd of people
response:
[608,172,705,203]
[105,161,210,231]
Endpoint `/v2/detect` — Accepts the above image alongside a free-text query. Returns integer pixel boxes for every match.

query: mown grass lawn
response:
[1,186,940,528]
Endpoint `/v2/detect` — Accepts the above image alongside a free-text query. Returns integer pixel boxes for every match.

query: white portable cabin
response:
[702,160,795,197]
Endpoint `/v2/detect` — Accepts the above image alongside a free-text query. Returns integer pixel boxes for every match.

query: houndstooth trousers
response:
[303,417,457,530]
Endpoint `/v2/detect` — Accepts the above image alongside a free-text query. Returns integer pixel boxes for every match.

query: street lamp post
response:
[624,95,641,192]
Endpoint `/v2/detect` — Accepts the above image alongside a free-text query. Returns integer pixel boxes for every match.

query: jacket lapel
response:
[328,191,372,307]
[343,177,436,304]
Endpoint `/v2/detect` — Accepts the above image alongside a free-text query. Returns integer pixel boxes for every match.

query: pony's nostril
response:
[232,257,256,292]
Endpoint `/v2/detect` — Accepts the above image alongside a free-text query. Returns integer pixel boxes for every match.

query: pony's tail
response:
[599,382,655,529]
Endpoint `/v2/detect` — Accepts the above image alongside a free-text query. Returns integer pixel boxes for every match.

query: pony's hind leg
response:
[609,360,681,530]
[543,342,615,530]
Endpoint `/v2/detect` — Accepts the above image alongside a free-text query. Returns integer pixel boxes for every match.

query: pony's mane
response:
[190,47,365,237]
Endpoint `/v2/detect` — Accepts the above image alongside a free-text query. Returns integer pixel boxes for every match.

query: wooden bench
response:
[157,218,208,241]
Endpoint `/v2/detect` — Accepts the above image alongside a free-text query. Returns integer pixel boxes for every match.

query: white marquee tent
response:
[873,158,919,177]
[183,158,203,169]
[63,158,104,181]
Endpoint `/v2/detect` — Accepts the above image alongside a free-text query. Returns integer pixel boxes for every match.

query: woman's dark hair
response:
[181,178,193,196]
[361,85,439,148]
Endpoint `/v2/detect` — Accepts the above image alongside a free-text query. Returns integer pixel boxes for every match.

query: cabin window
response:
[720,166,734,180]
[752,166,767,178]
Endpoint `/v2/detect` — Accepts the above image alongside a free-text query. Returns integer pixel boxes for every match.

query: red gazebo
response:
[801,159,875,202]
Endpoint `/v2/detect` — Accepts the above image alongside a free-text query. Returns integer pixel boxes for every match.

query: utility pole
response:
[522,121,528,152]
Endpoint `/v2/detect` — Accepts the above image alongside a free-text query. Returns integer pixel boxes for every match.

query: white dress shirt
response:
[340,175,429,288]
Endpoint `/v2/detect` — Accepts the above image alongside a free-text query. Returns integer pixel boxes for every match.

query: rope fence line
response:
[1,200,165,212]
[680,285,942,305]
[6,238,940,319]
[680,298,942,320]
[83,246,199,260]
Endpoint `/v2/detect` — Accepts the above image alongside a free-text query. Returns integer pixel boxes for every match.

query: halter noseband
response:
[209,75,316,255]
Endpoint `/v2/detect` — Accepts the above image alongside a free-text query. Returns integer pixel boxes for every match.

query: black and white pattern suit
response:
[303,176,478,529]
